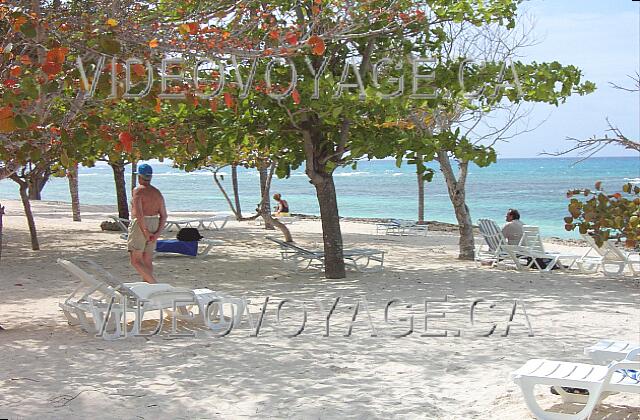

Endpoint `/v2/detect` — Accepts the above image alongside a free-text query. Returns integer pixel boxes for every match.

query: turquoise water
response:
[1,157,638,238]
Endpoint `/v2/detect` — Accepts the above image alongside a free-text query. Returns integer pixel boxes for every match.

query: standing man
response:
[128,163,167,283]
[502,208,524,245]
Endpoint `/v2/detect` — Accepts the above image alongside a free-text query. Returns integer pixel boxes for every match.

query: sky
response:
[491,0,639,158]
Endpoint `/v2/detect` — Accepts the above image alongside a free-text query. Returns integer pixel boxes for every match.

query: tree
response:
[565,182,640,248]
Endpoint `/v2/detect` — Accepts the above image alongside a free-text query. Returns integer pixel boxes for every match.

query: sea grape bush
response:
[565,182,640,248]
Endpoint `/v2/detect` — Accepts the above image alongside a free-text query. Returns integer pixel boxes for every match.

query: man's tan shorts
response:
[128,216,160,253]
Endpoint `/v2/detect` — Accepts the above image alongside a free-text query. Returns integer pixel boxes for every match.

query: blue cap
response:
[135,163,153,179]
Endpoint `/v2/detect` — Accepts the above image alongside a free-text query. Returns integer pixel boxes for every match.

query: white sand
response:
[0,199,638,419]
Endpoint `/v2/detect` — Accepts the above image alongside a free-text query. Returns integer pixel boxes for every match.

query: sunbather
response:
[273,193,290,217]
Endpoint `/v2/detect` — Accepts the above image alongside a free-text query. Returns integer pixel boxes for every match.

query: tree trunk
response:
[212,165,259,221]
[436,152,475,260]
[231,163,242,219]
[417,165,425,223]
[130,161,137,193]
[68,163,81,221]
[0,203,5,263]
[110,161,129,220]
[257,162,293,242]
[27,165,50,200]
[259,166,274,230]
[313,174,345,278]
[11,174,40,251]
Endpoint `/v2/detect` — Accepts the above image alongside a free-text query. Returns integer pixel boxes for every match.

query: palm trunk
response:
[231,164,242,218]
[437,152,475,260]
[417,165,425,223]
[11,174,40,250]
[68,163,81,221]
[110,161,129,220]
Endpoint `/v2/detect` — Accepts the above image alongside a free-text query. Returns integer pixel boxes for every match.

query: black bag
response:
[176,228,203,242]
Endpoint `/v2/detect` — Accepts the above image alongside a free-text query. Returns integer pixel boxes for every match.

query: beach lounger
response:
[376,219,428,236]
[255,215,298,226]
[511,348,640,420]
[164,214,231,232]
[475,218,512,267]
[58,259,242,338]
[585,339,640,365]
[577,234,639,276]
[266,236,385,273]
[108,215,130,233]
[515,226,582,271]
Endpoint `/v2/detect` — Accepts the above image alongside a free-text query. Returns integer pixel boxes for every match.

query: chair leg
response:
[518,381,602,420]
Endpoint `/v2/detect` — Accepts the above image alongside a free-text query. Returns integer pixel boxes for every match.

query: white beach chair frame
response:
[511,347,640,420]
[577,234,639,276]
[164,214,231,232]
[58,259,242,338]
[266,236,385,273]
[376,219,428,236]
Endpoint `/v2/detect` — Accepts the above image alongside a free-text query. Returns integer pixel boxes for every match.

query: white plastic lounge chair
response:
[108,215,130,233]
[511,348,640,420]
[58,258,198,338]
[266,236,385,273]
[577,234,639,276]
[376,219,428,236]
[585,339,640,365]
[475,218,512,266]
[255,215,298,226]
[512,226,582,272]
[58,259,242,337]
[164,214,231,232]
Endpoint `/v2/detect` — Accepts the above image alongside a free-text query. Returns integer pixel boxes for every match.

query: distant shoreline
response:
[0,198,585,247]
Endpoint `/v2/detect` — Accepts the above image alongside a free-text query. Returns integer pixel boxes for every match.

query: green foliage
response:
[565,182,640,248]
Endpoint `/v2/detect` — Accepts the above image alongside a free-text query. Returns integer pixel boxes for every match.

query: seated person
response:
[272,193,290,217]
[502,208,523,245]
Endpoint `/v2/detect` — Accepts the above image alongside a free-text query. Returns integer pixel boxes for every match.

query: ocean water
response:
[0,157,638,238]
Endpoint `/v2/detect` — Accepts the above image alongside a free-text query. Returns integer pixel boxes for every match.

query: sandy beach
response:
[0,199,638,419]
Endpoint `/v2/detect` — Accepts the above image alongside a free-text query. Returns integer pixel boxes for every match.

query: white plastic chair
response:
[511,348,640,420]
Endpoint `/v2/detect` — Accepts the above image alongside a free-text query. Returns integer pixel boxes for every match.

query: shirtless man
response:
[128,164,167,283]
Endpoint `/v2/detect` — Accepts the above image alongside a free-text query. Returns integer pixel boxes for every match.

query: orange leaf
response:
[285,31,298,45]
[222,31,230,40]
[269,30,279,40]
[131,63,146,77]
[223,92,234,108]
[0,107,16,133]
[188,22,199,34]
[106,18,118,27]
[210,99,218,113]
[46,47,68,64]
[308,35,325,55]
[12,16,26,32]
[20,55,32,65]
[119,131,134,153]
[149,38,159,48]
[10,66,21,77]
[291,89,300,104]
[41,61,62,76]
[154,98,161,113]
